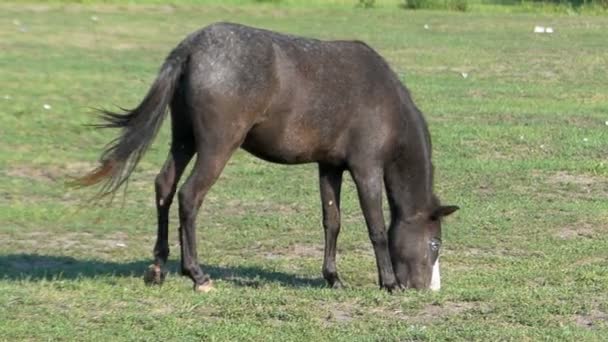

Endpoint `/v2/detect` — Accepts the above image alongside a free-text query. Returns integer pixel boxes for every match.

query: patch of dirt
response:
[10,231,130,251]
[5,166,60,182]
[323,300,482,327]
[264,243,323,260]
[463,247,532,258]
[572,310,608,330]
[377,301,481,325]
[326,307,354,324]
[547,171,602,187]
[352,244,375,257]
[5,162,95,183]
[573,257,605,266]
[520,170,608,203]
[219,199,303,216]
[475,184,495,198]
[544,171,608,199]
[417,301,477,320]
[111,43,139,51]
[555,223,597,240]
[468,89,486,99]
[292,244,323,258]
[323,301,360,325]
[445,263,475,272]
[96,231,129,249]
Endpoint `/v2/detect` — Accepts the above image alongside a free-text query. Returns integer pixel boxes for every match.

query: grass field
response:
[1,2,608,340]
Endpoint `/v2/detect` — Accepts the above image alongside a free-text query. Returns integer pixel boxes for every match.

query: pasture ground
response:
[1,2,607,340]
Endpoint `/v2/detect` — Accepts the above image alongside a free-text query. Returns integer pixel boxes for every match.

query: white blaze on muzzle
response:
[429,259,441,291]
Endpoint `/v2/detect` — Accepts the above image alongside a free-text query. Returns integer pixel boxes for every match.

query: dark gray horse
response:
[74,22,458,292]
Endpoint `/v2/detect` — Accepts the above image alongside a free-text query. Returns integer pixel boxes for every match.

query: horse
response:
[74,22,458,292]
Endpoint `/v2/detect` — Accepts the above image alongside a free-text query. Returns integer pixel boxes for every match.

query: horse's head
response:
[388,203,458,291]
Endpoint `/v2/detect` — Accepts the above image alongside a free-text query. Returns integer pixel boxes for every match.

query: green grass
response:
[20,0,608,14]
[1,2,608,341]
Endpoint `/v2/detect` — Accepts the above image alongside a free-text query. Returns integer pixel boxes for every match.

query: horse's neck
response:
[384,147,434,220]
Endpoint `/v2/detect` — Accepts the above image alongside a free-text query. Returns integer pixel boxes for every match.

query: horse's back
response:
[182,22,406,166]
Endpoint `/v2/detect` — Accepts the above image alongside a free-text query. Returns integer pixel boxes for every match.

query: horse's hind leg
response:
[318,163,345,289]
[144,104,195,285]
[143,141,194,285]
[177,126,246,292]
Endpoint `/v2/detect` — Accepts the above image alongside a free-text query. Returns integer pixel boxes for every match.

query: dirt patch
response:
[326,307,355,324]
[96,231,130,249]
[5,162,95,183]
[111,43,139,51]
[445,262,476,272]
[323,301,361,325]
[544,171,608,199]
[572,310,608,330]
[522,170,608,202]
[463,247,532,258]
[417,301,477,319]
[219,199,303,216]
[468,89,486,99]
[475,184,495,198]
[322,301,481,326]
[555,223,597,240]
[573,257,605,266]
[547,171,602,187]
[292,244,323,258]
[10,231,130,251]
[264,243,323,260]
[5,166,60,182]
[372,301,481,325]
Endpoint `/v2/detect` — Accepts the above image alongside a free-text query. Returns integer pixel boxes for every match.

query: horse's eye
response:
[429,238,441,252]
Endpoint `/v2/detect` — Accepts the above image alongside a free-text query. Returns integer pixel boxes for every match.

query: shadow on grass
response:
[0,253,325,288]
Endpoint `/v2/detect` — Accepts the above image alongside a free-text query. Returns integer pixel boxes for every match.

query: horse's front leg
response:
[318,163,345,289]
[350,166,398,292]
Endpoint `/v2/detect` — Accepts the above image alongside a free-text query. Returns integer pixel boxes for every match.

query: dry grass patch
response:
[572,309,608,330]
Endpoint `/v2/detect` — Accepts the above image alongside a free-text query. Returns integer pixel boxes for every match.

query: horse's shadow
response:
[0,253,324,288]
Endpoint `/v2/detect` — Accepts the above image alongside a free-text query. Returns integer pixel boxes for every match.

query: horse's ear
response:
[430,205,459,221]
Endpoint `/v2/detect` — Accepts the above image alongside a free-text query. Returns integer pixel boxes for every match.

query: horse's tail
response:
[70,46,189,198]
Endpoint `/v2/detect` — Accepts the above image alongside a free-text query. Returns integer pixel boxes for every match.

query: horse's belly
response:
[241,131,316,164]
[241,121,341,165]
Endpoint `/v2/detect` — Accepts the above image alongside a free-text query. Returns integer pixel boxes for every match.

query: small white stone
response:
[545,27,554,33]
[91,15,99,21]
[43,104,51,110]
[116,242,127,248]
[424,24,429,30]
[519,135,524,140]
[461,72,468,79]
[604,120,608,126]
[583,138,589,142]
[534,26,545,33]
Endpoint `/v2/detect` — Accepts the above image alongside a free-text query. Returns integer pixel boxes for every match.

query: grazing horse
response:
[74,22,458,292]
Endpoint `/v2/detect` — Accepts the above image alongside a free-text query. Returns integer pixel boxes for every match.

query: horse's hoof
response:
[381,282,399,293]
[194,280,214,293]
[331,280,345,289]
[143,264,166,286]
